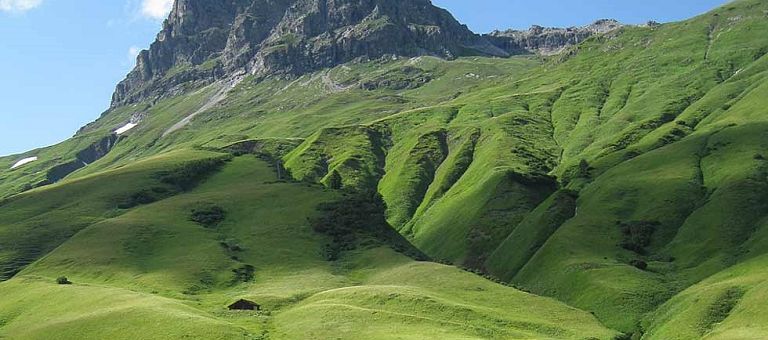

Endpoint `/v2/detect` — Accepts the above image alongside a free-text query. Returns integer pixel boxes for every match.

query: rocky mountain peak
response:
[111,0,508,107]
[485,19,624,56]
[585,19,623,33]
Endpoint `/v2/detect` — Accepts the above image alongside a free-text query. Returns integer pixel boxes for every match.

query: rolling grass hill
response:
[1,0,768,338]
[0,156,617,339]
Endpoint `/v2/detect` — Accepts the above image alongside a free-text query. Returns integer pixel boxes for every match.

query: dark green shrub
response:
[630,259,648,270]
[190,205,226,228]
[619,221,659,255]
[56,276,72,285]
[326,170,343,190]
[753,47,768,61]
[309,190,427,262]
[219,240,243,252]
[232,264,255,283]
[157,157,229,191]
[578,159,591,177]
[701,287,744,332]
[116,157,228,210]
[117,187,169,209]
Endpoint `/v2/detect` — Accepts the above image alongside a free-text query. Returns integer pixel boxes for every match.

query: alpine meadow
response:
[2,0,768,339]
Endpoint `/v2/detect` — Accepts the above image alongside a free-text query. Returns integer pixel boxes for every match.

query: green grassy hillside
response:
[0,149,226,281]
[279,0,768,335]
[642,253,768,339]
[0,156,617,339]
[1,0,768,338]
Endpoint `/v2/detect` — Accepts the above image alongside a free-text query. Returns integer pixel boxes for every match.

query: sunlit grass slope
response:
[0,148,224,281]
[278,1,768,335]
[642,253,768,339]
[1,0,768,337]
[0,278,251,340]
[0,156,617,339]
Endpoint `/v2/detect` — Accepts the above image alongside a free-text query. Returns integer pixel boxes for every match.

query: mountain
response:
[485,19,624,55]
[2,0,768,339]
[112,0,508,106]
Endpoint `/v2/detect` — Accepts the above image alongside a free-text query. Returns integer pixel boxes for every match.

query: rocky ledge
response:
[111,0,509,107]
[484,19,624,56]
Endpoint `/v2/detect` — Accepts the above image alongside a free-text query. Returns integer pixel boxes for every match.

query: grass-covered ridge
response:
[0,156,617,339]
[2,0,768,338]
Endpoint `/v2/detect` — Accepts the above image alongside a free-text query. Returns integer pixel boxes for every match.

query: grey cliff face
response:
[485,19,623,56]
[111,0,508,107]
[111,1,623,107]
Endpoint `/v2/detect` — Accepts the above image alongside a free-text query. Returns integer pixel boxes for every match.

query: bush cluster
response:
[117,187,169,209]
[309,190,427,261]
[232,264,255,283]
[157,157,230,191]
[630,259,648,270]
[190,205,226,228]
[115,157,229,210]
[618,221,659,255]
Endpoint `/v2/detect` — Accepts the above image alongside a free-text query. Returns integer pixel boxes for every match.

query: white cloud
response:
[123,46,144,70]
[141,0,172,20]
[0,0,43,13]
[128,46,141,60]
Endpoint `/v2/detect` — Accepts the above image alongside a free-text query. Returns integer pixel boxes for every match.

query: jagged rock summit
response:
[485,19,624,55]
[112,0,509,107]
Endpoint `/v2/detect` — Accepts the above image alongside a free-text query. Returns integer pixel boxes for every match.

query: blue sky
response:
[0,0,729,157]
[434,0,729,32]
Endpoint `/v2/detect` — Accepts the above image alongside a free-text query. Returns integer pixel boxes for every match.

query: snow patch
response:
[115,122,138,135]
[11,157,38,169]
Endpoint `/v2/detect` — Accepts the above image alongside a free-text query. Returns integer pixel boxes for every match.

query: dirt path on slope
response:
[162,77,243,137]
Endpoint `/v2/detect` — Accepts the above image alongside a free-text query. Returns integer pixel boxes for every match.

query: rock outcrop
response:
[485,19,623,56]
[44,134,121,185]
[111,0,508,107]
